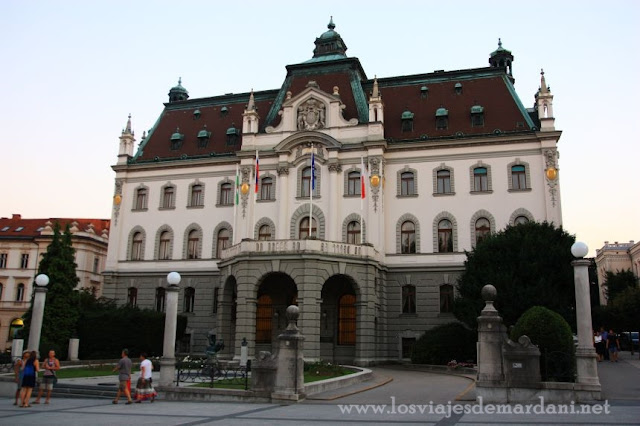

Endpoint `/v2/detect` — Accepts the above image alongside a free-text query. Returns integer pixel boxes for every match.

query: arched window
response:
[131,232,144,260]
[440,284,454,313]
[260,177,273,201]
[255,295,273,344]
[473,167,488,192]
[338,294,356,346]
[438,219,453,252]
[437,170,451,194]
[511,165,526,190]
[162,186,175,209]
[347,221,361,244]
[514,215,529,225]
[301,167,312,197]
[258,225,272,241]
[475,218,491,244]
[190,184,204,207]
[127,287,137,306]
[135,187,148,210]
[219,183,232,205]
[299,217,317,239]
[216,229,230,258]
[16,283,25,302]
[159,231,171,260]
[402,285,416,314]
[184,287,195,313]
[155,287,166,312]
[401,221,416,254]
[400,172,415,196]
[187,229,200,259]
[347,171,361,196]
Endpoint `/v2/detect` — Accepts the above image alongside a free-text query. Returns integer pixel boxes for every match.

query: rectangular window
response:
[402,285,416,314]
[260,178,273,200]
[437,170,451,194]
[135,190,147,210]
[0,253,8,268]
[220,185,232,205]
[163,187,174,208]
[20,254,29,269]
[473,168,488,192]
[400,172,415,196]
[93,257,100,274]
[347,172,361,196]
[512,166,526,190]
[191,185,203,206]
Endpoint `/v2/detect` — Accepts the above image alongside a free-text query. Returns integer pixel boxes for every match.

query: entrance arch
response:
[255,272,298,353]
[320,275,358,364]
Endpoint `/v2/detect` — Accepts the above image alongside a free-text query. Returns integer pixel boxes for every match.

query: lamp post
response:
[27,274,49,354]
[571,242,601,386]
[159,272,181,387]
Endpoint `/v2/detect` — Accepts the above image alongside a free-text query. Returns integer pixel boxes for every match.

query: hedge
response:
[411,322,477,365]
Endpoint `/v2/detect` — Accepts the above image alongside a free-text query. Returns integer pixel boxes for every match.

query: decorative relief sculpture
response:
[543,149,559,207]
[241,166,252,218]
[113,180,123,225]
[297,98,326,131]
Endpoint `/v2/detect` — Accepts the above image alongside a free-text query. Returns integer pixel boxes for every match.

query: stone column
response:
[476,285,505,385]
[27,286,48,353]
[572,242,601,387]
[159,284,180,387]
[328,162,341,241]
[68,338,80,361]
[11,339,24,359]
[272,306,305,401]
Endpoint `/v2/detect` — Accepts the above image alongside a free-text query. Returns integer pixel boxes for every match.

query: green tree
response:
[23,222,80,357]
[453,221,576,329]
[603,270,638,302]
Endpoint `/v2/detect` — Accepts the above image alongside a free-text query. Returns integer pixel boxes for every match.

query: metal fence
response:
[175,356,251,390]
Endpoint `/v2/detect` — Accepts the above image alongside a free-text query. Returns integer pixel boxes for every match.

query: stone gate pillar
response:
[476,285,505,385]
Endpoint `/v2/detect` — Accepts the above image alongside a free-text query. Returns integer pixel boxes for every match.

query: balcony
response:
[220,239,380,261]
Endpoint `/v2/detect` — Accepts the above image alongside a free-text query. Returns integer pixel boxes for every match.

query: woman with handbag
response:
[34,350,60,404]
[134,352,157,403]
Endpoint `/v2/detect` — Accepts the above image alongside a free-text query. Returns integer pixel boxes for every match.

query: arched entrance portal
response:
[320,275,357,364]
[219,276,237,359]
[255,273,297,353]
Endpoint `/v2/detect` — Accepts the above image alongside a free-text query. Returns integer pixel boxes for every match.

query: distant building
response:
[0,214,109,351]
[595,240,640,304]
[104,20,562,364]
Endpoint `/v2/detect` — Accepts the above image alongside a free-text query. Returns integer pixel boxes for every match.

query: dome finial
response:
[178,77,182,85]
[328,16,335,30]
[498,38,502,48]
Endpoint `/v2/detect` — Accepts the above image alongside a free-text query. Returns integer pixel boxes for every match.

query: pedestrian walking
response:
[34,349,60,404]
[607,329,621,362]
[112,349,133,404]
[19,351,39,407]
[134,352,157,403]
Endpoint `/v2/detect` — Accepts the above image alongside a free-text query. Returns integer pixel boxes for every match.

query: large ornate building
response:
[595,240,640,304]
[103,20,562,365]
[0,214,109,351]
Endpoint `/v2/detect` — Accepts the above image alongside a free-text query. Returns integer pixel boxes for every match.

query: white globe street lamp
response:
[160,272,181,386]
[28,273,49,354]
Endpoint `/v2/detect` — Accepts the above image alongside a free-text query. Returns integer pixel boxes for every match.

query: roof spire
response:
[247,88,256,111]
[328,16,335,30]
[498,38,502,49]
[125,113,132,134]
[372,75,380,99]
[540,68,548,93]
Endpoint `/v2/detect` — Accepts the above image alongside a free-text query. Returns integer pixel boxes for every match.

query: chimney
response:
[12,214,21,220]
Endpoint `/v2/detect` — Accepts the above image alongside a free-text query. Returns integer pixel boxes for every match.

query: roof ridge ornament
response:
[540,68,548,93]
[372,75,380,99]
[328,16,335,30]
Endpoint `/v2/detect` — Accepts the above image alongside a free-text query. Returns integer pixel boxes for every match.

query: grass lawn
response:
[56,364,127,379]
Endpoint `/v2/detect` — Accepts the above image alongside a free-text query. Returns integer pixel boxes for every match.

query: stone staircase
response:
[49,383,118,400]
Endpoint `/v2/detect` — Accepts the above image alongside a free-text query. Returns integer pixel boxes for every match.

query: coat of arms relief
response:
[297,98,326,131]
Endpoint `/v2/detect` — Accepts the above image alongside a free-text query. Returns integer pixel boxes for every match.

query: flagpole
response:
[360,156,366,244]
[309,144,314,238]
[253,150,259,240]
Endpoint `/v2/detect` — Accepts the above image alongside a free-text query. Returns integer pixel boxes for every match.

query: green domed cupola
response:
[168,77,189,103]
[312,17,348,60]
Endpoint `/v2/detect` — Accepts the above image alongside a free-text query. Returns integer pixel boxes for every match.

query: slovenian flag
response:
[311,149,316,192]
[255,150,259,194]
[235,164,240,205]
[360,156,366,199]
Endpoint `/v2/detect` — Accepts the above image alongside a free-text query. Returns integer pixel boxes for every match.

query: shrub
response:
[411,323,476,365]
[511,306,575,382]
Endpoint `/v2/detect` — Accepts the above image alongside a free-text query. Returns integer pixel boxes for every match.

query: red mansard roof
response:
[0,215,110,239]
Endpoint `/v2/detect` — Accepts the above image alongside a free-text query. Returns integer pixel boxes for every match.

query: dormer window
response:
[170,127,184,150]
[435,107,449,130]
[226,124,239,145]
[220,106,229,117]
[420,85,428,99]
[193,109,201,119]
[197,125,211,148]
[454,83,463,95]
[401,108,414,132]
[471,105,484,127]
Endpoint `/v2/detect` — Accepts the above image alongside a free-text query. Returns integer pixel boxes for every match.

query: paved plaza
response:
[1,353,639,425]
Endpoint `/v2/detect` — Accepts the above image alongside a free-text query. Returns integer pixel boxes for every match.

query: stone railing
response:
[221,239,380,261]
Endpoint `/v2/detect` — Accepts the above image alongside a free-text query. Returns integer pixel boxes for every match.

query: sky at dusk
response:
[2,0,639,256]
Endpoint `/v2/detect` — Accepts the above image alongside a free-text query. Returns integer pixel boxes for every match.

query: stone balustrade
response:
[221,239,380,261]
